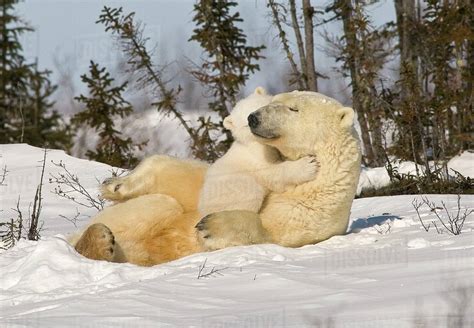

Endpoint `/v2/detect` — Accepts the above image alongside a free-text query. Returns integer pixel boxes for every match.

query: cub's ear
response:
[337,107,355,129]
[223,116,233,130]
[254,86,268,96]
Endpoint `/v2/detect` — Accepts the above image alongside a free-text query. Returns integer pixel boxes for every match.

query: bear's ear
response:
[254,86,267,96]
[223,116,233,130]
[337,107,355,129]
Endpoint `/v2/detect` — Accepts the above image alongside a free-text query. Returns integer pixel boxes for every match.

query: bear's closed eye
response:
[288,107,299,112]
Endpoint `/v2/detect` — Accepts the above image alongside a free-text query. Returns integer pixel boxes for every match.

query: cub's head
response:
[247,91,355,159]
[223,87,272,144]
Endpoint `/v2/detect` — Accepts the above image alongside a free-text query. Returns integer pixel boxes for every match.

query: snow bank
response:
[0,144,112,235]
[358,151,474,194]
[357,160,421,194]
[1,195,473,327]
[0,237,167,296]
[448,151,474,178]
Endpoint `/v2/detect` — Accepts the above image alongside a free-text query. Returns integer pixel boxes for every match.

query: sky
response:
[16,0,396,111]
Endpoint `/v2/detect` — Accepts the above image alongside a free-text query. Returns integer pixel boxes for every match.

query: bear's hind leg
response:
[74,223,121,262]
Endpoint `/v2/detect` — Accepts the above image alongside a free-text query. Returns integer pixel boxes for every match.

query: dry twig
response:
[412,195,473,235]
[0,165,7,186]
[49,160,105,211]
[197,258,228,279]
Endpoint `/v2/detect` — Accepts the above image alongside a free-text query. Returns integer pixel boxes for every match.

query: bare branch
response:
[0,165,7,186]
[302,0,318,91]
[28,148,47,241]
[412,198,431,232]
[197,258,228,279]
[413,195,473,235]
[289,0,308,88]
[13,196,23,240]
[374,221,392,235]
[268,0,304,89]
[49,160,105,212]
[59,208,81,228]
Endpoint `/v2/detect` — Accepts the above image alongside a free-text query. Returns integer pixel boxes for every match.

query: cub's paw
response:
[290,156,319,184]
[100,177,128,201]
[74,223,116,262]
[195,210,271,251]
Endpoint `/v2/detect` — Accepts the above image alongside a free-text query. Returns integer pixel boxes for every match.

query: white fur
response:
[198,88,319,217]
[256,91,362,246]
[197,91,362,251]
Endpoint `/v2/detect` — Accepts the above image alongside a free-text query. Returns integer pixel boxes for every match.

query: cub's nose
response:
[248,113,260,129]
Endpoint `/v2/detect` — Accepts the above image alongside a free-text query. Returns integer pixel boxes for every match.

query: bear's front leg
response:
[100,156,162,202]
[101,155,177,202]
[196,210,272,251]
[101,155,207,210]
[257,156,319,192]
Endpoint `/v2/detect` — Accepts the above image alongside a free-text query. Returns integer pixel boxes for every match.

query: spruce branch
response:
[97,6,199,146]
[267,0,304,89]
[73,61,145,168]
[188,0,264,161]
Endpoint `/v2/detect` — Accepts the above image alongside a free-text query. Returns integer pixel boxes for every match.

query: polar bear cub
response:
[198,87,318,217]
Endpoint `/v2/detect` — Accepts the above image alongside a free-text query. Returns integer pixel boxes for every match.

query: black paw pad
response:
[195,215,210,231]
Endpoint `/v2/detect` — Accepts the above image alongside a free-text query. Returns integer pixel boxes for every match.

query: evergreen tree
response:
[327,0,395,167]
[73,61,143,168]
[0,0,70,148]
[97,6,200,159]
[189,0,265,162]
[268,0,323,91]
[0,0,32,142]
[389,0,473,167]
[16,63,71,148]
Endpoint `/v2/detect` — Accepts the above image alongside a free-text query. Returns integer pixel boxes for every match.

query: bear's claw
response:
[195,211,272,251]
[100,177,127,201]
[102,177,114,185]
[195,215,210,231]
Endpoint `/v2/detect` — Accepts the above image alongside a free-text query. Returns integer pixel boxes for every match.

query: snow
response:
[357,151,474,195]
[1,144,473,327]
[449,152,474,179]
[71,110,194,160]
[71,110,228,161]
[0,144,111,235]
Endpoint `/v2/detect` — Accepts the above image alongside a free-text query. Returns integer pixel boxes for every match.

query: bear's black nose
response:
[248,113,260,129]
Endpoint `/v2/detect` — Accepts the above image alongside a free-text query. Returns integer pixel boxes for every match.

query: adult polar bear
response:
[72,91,361,266]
